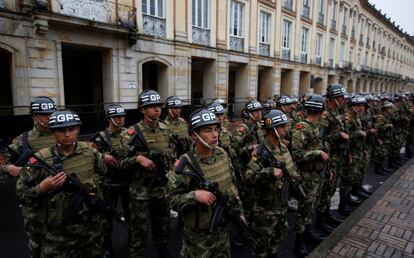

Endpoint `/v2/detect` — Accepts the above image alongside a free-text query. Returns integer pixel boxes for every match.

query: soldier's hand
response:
[370,128,378,134]
[283,139,290,146]
[378,139,383,145]
[39,172,66,193]
[195,190,216,206]
[7,164,22,177]
[136,155,156,171]
[273,168,283,179]
[340,132,349,140]
[360,131,367,138]
[320,151,329,161]
[104,154,118,166]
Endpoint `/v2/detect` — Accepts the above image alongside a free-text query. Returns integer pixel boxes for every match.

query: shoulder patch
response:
[296,123,303,129]
[29,157,38,164]
[127,128,135,135]
[174,159,180,167]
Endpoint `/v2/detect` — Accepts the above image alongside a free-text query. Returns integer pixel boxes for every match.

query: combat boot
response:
[295,233,308,257]
[325,211,344,226]
[304,225,325,244]
[156,245,169,258]
[375,163,390,175]
[354,190,370,199]
[102,236,114,258]
[338,197,351,217]
[388,158,400,169]
[315,210,334,233]
[360,184,374,195]
[349,194,362,206]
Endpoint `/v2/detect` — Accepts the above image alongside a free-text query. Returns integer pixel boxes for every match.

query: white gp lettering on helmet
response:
[253,102,261,108]
[201,113,216,121]
[40,103,54,110]
[174,100,182,105]
[281,114,288,121]
[57,114,73,122]
[149,94,161,101]
[340,88,346,93]
[116,107,125,113]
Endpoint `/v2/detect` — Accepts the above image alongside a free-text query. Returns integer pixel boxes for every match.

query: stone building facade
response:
[1,0,414,116]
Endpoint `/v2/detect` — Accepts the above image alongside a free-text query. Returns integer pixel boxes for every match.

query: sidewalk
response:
[310,159,414,258]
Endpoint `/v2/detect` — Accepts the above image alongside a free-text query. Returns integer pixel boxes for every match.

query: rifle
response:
[317,125,331,178]
[170,134,187,159]
[128,125,167,189]
[0,139,127,226]
[259,144,307,202]
[175,152,260,248]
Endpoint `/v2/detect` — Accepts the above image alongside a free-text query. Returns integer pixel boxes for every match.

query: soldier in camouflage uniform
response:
[276,96,296,148]
[372,101,395,175]
[390,94,410,164]
[1,97,57,258]
[92,104,129,258]
[341,95,368,207]
[292,95,330,256]
[117,90,174,258]
[232,100,265,170]
[16,110,107,258]
[245,109,299,257]
[317,84,351,219]
[163,96,192,158]
[406,98,414,158]
[167,109,244,257]
[212,98,230,130]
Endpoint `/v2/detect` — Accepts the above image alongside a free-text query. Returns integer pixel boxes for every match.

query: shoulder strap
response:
[22,131,31,152]
[132,124,151,152]
[104,130,113,151]
[179,151,207,184]
[51,146,63,172]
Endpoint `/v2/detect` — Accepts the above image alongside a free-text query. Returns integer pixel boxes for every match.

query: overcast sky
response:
[369,0,414,36]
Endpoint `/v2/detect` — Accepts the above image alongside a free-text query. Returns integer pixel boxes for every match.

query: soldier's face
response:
[336,96,345,106]
[250,110,262,122]
[110,116,125,127]
[194,125,219,147]
[216,114,225,123]
[275,125,288,139]
[282,105,292,113]
[32,113,51,128]
[169,107,181,118]
[354,104,365,113]
[142,105,161,120]
[52,126,80,146]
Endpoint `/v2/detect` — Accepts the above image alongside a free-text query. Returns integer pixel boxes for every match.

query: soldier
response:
[372,101,395,175]
[232,100,265,170]
[317,83,351,219]
[167,109,244,257]
[117,89,174,258]
[15,109,107,257]
[212,98,230,130]
[262,99,276,111]
[163,96,192,158]
[92,104,129,258]
[341,95,368,208]
[245,109,299,257]
[292,95,330,256]
[406,97,414,158]
[1,96,57,258]
[389,94,410,165]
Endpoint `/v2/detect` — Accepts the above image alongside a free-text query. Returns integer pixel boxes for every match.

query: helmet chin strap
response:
[33,116,48,128]
[110,117,124,128]
[281,106,287,113]
[352,106,358,113]
[194,132,216,150]
[57,141,76,147]
[168,108,177,119]
[248,111,259,122]
[145,114,159,123]
[334,98,342,108]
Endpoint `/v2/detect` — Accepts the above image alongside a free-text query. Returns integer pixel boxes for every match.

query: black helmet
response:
[48,110,82,129]
[138,89,163,108]
[364,94,373,102]
[188,109,220,134]
[350,95,367,105]
[165,96,184,108]
[261,110,289,129]
[245,100,263,112]
[263,99,276,110]
[326,83,346,99]
[212,98,227,108]
[105,104,126,118]
[382,101,393,109]
[304,94,325,112]
[30,96,56,114]
[277,95,293,106]
[290,96,299,104]
[206,102,225,115]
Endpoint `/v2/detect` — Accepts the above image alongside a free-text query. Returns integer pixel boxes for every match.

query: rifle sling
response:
[51,146,63,172]
[132,124,151,152]
[104,130,113,152]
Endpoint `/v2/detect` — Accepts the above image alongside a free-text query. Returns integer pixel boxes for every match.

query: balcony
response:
[192,27,210,46]
[281,48,291,60]
[229,36,244,52]
[143,14,166,38]
[300,53,307,63]
[302,6,310,18]
[315,56,322,66]
[328,59,334,68]
[331,19,337,31]
[33,0,137,30]
[317,13,324,25]
[259,42,270,56]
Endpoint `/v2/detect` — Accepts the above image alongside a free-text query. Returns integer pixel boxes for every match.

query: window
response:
[283,0,293,10]
[282,19,292,50]
[259,11,270,43]
[301,27,309,53]
[315,33,323,62]
[329,37,335,60]
[351,11,356,37]
[192,0,209,29]
[331,1,337,26]
[142,0,164,18]
[367,22,371,45]
[349,47,354,63]
[340,42,345,62]
[342,7,348,35]
[318,0,324,24]
[230,1,244,37]
[302,0,311,18]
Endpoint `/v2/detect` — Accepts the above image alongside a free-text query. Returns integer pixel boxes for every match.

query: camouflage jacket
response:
[163,117,192,158]
[344,110,365,154]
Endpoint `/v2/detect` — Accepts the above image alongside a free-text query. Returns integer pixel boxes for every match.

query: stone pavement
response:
[310,158,414,258]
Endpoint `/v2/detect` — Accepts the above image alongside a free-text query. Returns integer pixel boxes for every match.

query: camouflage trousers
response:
[251,209,288,257]
[340,154,364,200]
[390,132,406,158]
[317,154,344,213]
[22,206,45,258]
[102,184,130,248]
[180,226,231,258]
[372,141,389,165]
[296,171,323,233]
[129,198,169,258]
[41,220,103,258]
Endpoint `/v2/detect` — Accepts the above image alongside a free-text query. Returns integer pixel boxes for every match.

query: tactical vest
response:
[349,114,364,150]
[184,148,235,230]
[328,109,347,151]
[219,127,232,147]
[296,121,325,172]
[39,142,101,225]
[163,117,188,137]
[23,129,56,153]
